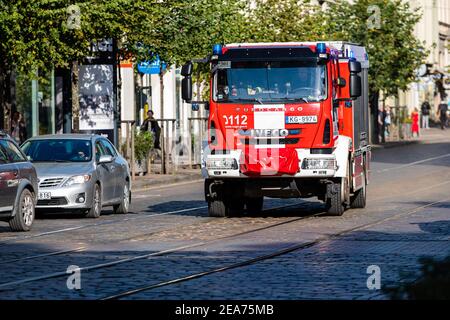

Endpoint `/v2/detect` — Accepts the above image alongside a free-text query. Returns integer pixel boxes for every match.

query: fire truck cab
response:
[181,42,370,217]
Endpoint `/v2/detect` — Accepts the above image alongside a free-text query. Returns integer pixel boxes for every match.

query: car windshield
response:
[214,60,327,103]
[21,139,92,162]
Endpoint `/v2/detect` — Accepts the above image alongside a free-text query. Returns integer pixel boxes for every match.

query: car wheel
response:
[86,183,102,218]
[9,189,35,232]
[113,181,130,214]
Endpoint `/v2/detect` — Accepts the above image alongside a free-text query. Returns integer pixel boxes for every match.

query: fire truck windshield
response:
[213,61,327,103]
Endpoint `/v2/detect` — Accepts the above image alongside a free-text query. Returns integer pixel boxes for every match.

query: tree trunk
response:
[369,90,380,144]
[0,65,12,132]
[71,60,80,133]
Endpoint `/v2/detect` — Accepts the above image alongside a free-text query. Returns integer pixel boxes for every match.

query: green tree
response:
[245,0,327,43]
[325,0,426,97]
[0,0,170,131]
[325,0,427,142]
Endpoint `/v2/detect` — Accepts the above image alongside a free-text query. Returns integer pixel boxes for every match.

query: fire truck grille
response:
[240,138,299,145]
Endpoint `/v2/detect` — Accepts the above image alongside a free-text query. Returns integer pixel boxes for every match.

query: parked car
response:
[21,134,131,218]
[0,131,38,231]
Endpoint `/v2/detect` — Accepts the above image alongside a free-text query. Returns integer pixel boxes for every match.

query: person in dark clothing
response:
[437,101,448,130]
[141,110,161,149]
[421,100,431,129]
[10,111,27,144]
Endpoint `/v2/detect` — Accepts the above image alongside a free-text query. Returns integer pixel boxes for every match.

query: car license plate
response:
[38,192,52,200]
[286,115,318,124]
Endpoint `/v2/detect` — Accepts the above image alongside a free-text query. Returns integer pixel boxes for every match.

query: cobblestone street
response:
[0,128,449,300]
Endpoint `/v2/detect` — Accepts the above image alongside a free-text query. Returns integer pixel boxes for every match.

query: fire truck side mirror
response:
[350,74,362,99]
[182,76,192,102]
[349,60,362,74]
[181,62,193,76]
[349,60,362,99]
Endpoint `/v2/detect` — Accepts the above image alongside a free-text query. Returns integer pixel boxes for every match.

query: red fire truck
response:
[181,42,370,217]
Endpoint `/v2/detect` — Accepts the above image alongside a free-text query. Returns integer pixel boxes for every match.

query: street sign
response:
[137,56,167,74]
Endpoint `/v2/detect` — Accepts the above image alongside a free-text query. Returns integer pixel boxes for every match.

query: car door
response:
[95,140,116,204]
[5,139,36,187]
[0,141,20,212]
[100,139,122,199]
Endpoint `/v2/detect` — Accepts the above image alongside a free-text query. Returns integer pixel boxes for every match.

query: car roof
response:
[26,134,102,141]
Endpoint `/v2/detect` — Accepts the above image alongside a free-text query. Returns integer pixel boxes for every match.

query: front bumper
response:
[203,149,337,178]
[36,182,95,210]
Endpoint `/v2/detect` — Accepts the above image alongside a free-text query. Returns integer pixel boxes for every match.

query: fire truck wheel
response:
[208,200,227,217]
[326,182,345,216]
[246,197,264,216]
[228,199,245,217]
[350,171,367,208]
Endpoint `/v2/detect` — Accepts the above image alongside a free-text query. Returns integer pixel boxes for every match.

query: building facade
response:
[398,0,450,112]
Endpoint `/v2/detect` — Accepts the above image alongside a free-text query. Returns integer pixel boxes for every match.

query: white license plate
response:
[286,115,318,124]
[38,192,52,200]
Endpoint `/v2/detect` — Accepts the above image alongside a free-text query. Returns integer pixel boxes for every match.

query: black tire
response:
[228,198,245,217]
[86,183,102,218]
[208,200,227,217]
[350,171,367,208]
[113,181,130,214]
[326,182,345,216]
[9,189,35,232]
[246,197,264,216]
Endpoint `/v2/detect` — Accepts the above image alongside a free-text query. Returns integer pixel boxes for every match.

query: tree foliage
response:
[0,0,429,130]
[324,0,427,97]
[245,0,327,43]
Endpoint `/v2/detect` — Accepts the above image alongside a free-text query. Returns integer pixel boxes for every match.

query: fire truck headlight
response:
[206,158,238,170]
[302,159,337,170]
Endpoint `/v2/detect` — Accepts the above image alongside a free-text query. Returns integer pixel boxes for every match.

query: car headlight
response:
[302,158,337,170]
[63,175,91,187]
[206,158,238,170]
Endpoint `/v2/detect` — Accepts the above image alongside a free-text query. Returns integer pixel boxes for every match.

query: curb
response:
[371,140,419,150]
[131,174,203,192]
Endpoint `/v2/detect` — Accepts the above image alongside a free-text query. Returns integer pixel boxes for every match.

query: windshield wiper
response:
[271,97,310,103]
[231,98,264,105]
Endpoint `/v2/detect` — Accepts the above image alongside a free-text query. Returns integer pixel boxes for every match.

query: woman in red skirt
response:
[411,108,420,137]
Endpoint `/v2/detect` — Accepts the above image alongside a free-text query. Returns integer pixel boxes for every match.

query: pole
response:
[160,71,166,174]
[188,118,192,169]
[131,121,135,181]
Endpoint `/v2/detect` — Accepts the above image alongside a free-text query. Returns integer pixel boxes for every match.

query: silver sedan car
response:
[21,134,131,218]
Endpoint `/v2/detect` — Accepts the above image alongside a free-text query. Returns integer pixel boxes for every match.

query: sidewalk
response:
[131,168,203,191]
[372,126,449,149]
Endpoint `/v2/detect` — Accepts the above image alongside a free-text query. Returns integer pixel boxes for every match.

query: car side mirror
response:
[98,155,113,164]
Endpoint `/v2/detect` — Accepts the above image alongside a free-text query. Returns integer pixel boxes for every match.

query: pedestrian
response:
[10,111,27,145]
[384,107,391,138]
[411,108,420,137]
[141,110,161,149]
[421,100,431,129]
[378,107,385,143]
[437,99,448,130]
